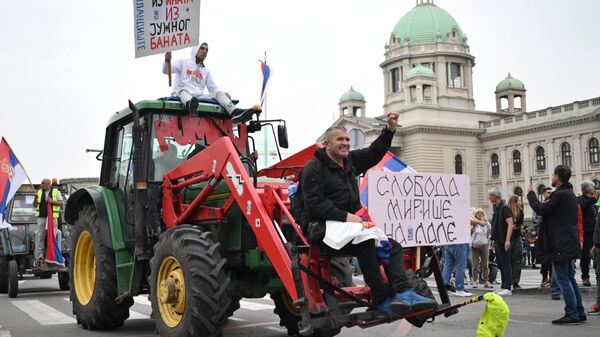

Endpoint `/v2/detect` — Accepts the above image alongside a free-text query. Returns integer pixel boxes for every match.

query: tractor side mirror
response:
[277,125,289,149]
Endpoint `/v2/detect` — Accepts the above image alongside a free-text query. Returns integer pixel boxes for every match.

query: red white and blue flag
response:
[0,138,27,229]
[259,58,271,107]
[45,202,65,266]
[359,151,414,209]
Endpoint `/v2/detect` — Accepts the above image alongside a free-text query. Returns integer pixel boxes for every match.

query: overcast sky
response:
[1,0,599,183]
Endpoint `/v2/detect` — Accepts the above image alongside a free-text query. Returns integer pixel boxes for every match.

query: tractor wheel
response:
[272,258,354,337]
[226,297,241,318]
[8,260,18,298]
[58,271,69,290]
[71,205,133,330]
[150,225,231,337]
[0,255,8,293]
[405,269,435,328]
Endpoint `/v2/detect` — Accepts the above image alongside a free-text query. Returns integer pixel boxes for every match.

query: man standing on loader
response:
[299,112,438,317]
[163,42,259,123]
[33,178,63,264]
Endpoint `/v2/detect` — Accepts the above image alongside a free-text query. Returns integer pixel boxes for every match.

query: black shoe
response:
[582,278,591,287]
[552,293,561,300]
[186,97,199,114]
[551,315,580,325]
[231,108,256,124]
[579,313,587,322]
[531,264,538,269]
[512,284,521,290]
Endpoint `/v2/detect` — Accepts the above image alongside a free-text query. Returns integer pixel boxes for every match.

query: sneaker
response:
[186,97,199,114]
[453,290,473,297]
[587,303,600,315]
[551,293,561,300]
[376,296,410,317]
[394,289,438,313]
[231,106,261,124]
[551,315,580,325]
[512,284,521,290]
[582,278,591,287]
[496,289,512,296]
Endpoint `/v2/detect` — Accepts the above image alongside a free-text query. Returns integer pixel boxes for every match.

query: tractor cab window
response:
[248,124,282,171]
[7,194,36,223]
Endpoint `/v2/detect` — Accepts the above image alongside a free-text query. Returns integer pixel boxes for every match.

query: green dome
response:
[406,64,435,79]
[393,2,465,45]
[339,86,365,103]
[496,73,525,91]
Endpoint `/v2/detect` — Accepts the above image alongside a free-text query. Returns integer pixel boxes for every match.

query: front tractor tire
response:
[150,225,231,337]
[70,205,133,330]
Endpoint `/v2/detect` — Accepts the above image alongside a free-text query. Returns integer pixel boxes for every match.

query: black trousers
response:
[541,262,552,278]
[321,239,410,304]
[495,242,512,290]
[581,231,594,279]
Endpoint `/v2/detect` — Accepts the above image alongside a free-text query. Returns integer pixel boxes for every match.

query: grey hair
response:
[323,126,348,142]
[581,180,595,195]
[487,187,502,199]
[41,178,51,184]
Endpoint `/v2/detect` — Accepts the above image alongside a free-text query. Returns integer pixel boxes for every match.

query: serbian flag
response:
[259,58,271,106]
[45,202,65,266]
[0,138,27,229]
[358,151,415,209]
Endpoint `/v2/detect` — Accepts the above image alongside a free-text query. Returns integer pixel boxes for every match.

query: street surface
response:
[0,268,598,337]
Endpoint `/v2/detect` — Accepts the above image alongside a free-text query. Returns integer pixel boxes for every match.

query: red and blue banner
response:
[259,59,271,107]
[45,202,65,266]
[0,138,27,229]
[359,151,415,208]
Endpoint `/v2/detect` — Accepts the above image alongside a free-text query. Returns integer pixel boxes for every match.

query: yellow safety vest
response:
[35,188,61,218]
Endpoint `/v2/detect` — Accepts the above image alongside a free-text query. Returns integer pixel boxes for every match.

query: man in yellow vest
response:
[33,178,63,263]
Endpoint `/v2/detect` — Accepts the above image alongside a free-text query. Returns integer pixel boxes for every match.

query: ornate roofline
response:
[400,125,485,136]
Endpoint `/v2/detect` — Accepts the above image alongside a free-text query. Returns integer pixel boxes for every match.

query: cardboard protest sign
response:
[367,172,470,247]
[134,0,200,58]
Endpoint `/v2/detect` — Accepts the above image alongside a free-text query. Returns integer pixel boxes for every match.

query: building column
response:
[500,147,508,197]
[573,134,583,190]
[546,139,555,185]
[523,143,530,190]
[496,95,502,112]
[520,94,527,112]
[508,94,515,112]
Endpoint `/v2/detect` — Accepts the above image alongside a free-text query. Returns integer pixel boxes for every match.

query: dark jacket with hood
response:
[299,128,394,224]
[576,194,598,233]
[527,183,581,263]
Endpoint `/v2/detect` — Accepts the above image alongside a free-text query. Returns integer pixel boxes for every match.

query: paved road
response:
[0,269,598,337]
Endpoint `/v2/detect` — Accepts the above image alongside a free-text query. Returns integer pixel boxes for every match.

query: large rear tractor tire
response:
[272,258,354,337]
[70,205,133,330]
[8,260,18,298]
[150,225,231,337]
[0,255,8,293]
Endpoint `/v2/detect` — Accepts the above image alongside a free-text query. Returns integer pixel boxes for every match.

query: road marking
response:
[228,317,245,322]
[239,300,275,311]
[17,281,24,285]
[13,300,76,325]
[134,296,152,306]
[224,321,279,330]
[0,330,11,337]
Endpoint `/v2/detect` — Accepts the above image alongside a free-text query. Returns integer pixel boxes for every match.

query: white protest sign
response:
[367,172,470,247]
[133,0,201,58]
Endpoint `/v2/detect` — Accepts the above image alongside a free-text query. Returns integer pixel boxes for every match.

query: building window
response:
[512,150,522,174]
[454,154,463,174]
[449,62,462,88]
[391,68,401,93]
[409,86,417,103]
[491,153,499,177]
[423,85,432,103]
[535,146,546,170]
[561,142,572,167]
[589,137,600,164]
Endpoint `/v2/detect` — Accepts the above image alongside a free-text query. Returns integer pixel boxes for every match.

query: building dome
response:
[406,64,435,79]
[339,86,365,103]
[496,73,525,91]
[393,1,465,46]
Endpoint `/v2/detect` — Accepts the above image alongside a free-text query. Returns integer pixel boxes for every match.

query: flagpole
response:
[262,51,268,168]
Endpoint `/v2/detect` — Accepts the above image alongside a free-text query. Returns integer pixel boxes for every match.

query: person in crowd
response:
[588,182,600,315]
[470,208,492,288]
[488,188,514,296]
[577,181,599,287]
[528,227,538,269]
[508,195,524,290]
[442,243,473,297]
[527,165,584,325]
[163,42,259,123]
[299,112,437,317]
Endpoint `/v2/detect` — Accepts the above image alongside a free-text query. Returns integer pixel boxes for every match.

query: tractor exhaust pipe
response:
[129,100,150,260]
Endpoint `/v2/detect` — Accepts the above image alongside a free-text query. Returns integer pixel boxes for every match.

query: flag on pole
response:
[0,138,27,229]
[45,202,65,266]
[358,151,415,209]
[259,58,271,107]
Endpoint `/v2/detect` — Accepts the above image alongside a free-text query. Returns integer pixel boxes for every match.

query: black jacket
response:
[527,184,581,262]
[299,128,394,224]
[577,195,598,233]
[490,201,512,243]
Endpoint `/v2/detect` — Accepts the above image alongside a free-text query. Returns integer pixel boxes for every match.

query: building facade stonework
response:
[327,1,600,217]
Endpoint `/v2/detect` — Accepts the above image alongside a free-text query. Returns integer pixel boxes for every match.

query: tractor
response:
[64,98,456,337]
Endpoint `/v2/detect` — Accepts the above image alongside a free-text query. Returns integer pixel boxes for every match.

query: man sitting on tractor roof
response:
[299,112,438,317]
[163,42,260,123]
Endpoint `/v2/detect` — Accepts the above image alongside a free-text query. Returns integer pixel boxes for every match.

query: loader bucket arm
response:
[162,136,297,300]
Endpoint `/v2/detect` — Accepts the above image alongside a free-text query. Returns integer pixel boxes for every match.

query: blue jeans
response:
[550,271,561,295]
[495,241,512,290]
[443,244,468,291]
[552,260,584,320]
